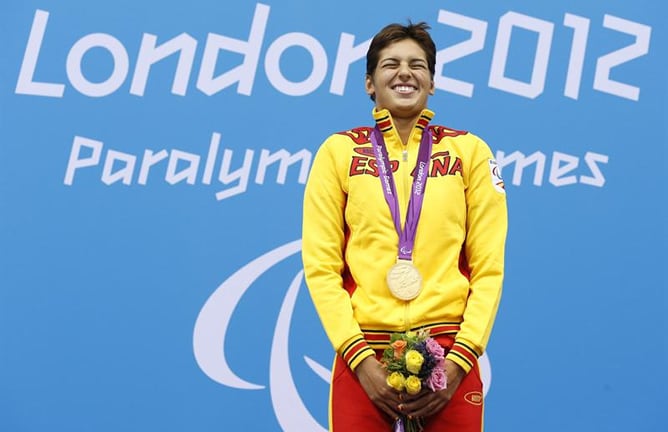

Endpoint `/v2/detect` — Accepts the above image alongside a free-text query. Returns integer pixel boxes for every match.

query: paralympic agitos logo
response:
[192,241,492,431]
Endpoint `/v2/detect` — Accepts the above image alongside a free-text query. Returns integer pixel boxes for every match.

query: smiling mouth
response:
[393,85,417,94]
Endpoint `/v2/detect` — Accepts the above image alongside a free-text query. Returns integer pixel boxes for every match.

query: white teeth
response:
[394,85,415,93]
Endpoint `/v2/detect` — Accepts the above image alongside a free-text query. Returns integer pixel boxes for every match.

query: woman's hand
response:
[399,359,466,419]
[355,356,402,419]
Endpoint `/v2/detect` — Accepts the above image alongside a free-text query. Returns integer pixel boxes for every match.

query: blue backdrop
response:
[1,1,665,431]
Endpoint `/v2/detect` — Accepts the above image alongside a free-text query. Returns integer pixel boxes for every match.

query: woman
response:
[302,21,507,431]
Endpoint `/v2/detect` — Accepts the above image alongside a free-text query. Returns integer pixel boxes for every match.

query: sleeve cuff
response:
[339,336,375,370]
[445,341,481,374]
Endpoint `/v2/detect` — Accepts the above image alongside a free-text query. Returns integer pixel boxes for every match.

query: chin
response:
[390,103,424,116]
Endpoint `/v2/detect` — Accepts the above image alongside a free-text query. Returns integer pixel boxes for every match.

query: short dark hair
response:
[366,21,436,78]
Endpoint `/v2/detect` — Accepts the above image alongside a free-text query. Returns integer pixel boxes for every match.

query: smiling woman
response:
[365,38,435,143]
[302,21,507,432]
[2,1,663,432]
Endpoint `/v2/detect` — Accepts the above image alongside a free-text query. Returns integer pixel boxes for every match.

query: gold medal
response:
[386,260,422,301]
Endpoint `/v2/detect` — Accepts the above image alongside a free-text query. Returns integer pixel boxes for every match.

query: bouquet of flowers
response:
[381,329,447,432]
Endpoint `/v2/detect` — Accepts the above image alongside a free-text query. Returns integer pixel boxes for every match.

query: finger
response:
[374,400,395,420]
[407,403,433,418]
[399,401,419,417]
[385,390,403,407]
[387,402,404,419]
[402,388,429,403]
[382,396,403,414]
[400,392,431,411]
[403,394,440,417]
[408,396,447,418]
[406,405,432,419]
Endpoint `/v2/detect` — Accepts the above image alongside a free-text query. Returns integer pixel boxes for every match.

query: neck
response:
[393,116,417,144]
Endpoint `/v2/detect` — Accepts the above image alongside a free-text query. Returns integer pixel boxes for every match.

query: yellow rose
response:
[405,350,424,375]
[405,375,422,395]
[386,372,406,391]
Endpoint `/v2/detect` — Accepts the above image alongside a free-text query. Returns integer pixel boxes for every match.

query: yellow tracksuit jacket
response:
[302,108,507,373]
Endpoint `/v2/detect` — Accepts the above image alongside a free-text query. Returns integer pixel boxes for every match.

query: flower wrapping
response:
[381,329,447,432]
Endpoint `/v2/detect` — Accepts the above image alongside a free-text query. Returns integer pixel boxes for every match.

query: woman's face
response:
[365,38,435,120]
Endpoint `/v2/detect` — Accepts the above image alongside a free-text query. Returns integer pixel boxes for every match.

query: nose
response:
[397,61,412,79]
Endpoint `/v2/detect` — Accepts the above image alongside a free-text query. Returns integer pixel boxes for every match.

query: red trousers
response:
[330,342,484,431]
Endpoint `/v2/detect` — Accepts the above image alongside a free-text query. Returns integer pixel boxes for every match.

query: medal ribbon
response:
[370,125,432,261]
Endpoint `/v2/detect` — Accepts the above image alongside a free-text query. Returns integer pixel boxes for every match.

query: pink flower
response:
[427,367,447,391]
[425,337,445,358]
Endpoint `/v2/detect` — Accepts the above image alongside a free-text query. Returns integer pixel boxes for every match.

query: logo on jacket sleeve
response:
[464,391,484,406]
[488,159,505,193]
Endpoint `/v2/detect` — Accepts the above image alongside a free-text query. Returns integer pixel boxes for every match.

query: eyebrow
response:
[380,57,428,64]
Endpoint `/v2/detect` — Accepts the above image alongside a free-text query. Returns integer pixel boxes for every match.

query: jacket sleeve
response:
[301,137,375,370]
[445,136,508,373]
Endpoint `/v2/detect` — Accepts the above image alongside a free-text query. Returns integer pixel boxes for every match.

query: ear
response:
[365,74,375,98]
[429,79,435,95]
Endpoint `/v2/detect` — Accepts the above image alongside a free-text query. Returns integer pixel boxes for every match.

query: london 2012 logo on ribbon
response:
[192,240,492,431]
